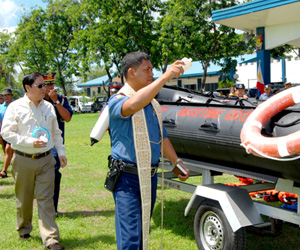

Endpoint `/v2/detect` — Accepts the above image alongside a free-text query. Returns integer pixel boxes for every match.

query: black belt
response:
[109,156,158,177]
[121,163,158,177]
[15,149,51,159]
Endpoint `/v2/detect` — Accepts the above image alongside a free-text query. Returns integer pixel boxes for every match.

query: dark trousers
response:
[51,147,61,213]
[113,172,157,250]
[54,169,61,212]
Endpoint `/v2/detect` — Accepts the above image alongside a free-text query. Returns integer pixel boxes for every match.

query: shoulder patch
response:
[115,94,125,99]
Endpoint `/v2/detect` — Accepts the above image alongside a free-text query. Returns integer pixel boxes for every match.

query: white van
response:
[69,96,93,113]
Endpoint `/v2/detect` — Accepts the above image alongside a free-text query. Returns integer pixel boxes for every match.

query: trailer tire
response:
[194,202,246,250]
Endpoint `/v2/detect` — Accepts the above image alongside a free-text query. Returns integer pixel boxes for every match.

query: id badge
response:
[32,127,50,142]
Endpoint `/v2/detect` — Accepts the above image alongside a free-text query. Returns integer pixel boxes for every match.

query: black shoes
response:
[0,170,7,178]
[20,234,31,240]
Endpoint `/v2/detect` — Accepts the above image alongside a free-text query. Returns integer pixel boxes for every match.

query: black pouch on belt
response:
[104,155,121,192]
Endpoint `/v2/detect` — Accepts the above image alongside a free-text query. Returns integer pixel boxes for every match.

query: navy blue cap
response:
[236,84,245,89]
[109,81,123,91]
[42,72,56,84]
[264,84,272,89]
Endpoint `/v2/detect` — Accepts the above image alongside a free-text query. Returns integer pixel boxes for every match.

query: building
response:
[76,73,122,97]
[212,0,300,90]
[77,54,258,96]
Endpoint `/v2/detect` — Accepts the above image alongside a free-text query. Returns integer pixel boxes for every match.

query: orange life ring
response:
[240,86,300,158]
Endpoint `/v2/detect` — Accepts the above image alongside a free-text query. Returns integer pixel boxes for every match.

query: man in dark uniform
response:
[109,81,123,97]
[43,72,73,215]
[108,52,190,249]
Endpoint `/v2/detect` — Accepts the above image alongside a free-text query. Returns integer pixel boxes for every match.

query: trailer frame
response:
[158,157,300,249]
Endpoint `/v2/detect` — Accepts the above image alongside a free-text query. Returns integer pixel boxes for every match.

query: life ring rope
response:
[241,142,300,161]
[240,86,300,160]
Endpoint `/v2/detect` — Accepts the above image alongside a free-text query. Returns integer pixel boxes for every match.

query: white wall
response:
[236,52,300,89]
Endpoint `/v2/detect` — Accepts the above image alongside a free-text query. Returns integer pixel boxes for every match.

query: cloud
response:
[0,0,23,29]
[0,26,16,33]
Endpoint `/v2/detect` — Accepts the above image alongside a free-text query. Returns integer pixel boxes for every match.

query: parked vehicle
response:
[69,96,92,113]
[91,95,107,113]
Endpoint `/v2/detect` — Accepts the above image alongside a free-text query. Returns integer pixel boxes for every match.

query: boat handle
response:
[199,122,219,132]
[163,118,176,127]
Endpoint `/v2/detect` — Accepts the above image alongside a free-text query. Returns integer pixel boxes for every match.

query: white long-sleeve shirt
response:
[1,94,65,156]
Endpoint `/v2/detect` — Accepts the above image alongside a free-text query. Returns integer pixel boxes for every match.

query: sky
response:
[0,0,47,32]
[0,0,246,32]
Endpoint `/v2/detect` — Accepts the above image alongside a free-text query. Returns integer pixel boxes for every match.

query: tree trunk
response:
[162,56,170,73]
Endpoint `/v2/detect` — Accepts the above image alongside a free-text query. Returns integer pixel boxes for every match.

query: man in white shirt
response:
[1,72,67,250]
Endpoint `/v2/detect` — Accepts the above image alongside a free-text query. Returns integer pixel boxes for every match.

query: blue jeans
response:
[113,172,157,250]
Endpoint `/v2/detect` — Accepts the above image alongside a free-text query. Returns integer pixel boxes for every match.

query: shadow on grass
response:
[0,179,14,186]
[152,198,196,241]
[152,199,300,250]
[0,193,15,199]
[246,222,300,250]
[58,210,115,219]
[64,234,115,249]
[22,234,116,249]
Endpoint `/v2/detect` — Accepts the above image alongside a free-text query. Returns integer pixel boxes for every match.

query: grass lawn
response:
[0,113,299,249]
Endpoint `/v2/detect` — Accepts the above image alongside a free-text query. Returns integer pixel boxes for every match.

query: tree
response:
[13,0,87,95]
[0,30,19,91]
[73,0,163,82]
[158,0,250,91]
[84,65,107,82]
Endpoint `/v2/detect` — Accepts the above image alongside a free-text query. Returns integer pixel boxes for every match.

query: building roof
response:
[153,54,256,79]
[77,72,118,87]
[77,54,256,87]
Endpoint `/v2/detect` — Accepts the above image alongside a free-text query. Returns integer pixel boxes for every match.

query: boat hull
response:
[158,86,300,183]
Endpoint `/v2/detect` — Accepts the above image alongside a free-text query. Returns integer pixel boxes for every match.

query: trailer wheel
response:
[194,202,246,250]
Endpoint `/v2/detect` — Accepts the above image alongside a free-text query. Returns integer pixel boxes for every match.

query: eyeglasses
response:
[33,84,46,89]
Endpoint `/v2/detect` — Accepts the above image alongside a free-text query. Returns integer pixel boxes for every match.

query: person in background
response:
[0,88,14,178]
[109,81,123,97]
[228,85,237,97]
[259,84,273,100]
[0,93,4,152]
[1,72,66,250]
[43,72,73,216]
[108,51,190,249]
[236,84,248,99]
[0,94,4,104]
[285,82,292,89]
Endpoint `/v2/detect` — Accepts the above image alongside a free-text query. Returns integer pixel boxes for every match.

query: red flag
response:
[257,62,265,94]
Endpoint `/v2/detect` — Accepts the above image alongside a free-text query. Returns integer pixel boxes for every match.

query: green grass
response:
[0,113,299,249]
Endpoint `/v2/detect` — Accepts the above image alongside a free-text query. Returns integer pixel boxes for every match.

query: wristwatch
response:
[54,100,60,105]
